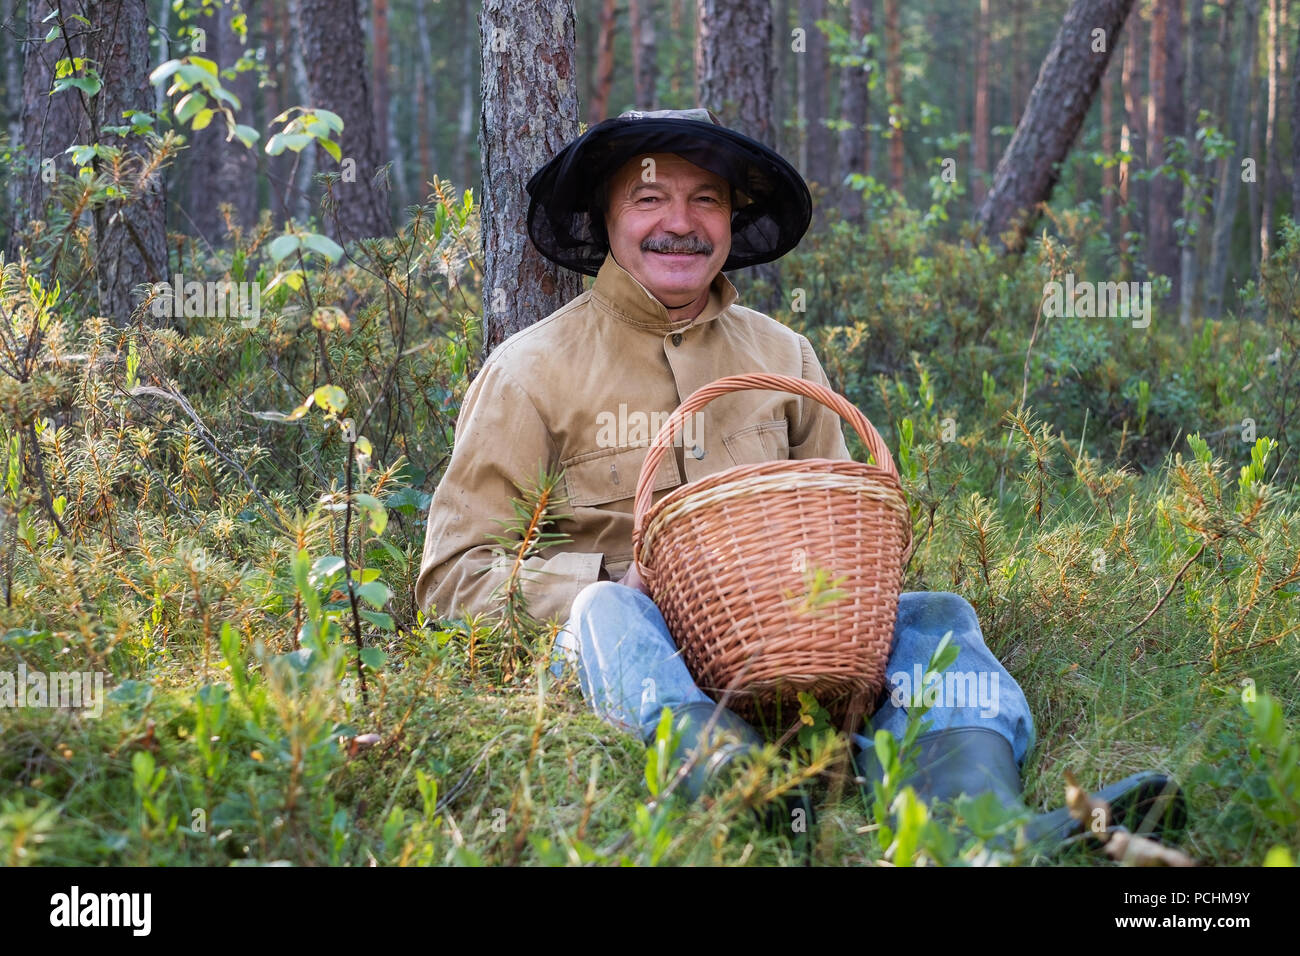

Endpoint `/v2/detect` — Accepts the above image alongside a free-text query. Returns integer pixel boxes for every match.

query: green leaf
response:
[54,75,101,96]
[300,232,344,263]
[149,60,184,85]
[265,132,288,156]
[190,56,220,77]
[360,610,395,632]
[175,91,208,123]
[310,555,346,586]
[359,647,386,670]
[267,234,301,264]
[191,108,215,131]
[356,581,390,609]
[231,124,260,147]
[313,108,344,133]
[281,132,314,152]
[320,138,342,162]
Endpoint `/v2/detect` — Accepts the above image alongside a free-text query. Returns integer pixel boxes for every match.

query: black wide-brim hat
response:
[525,107,812,277]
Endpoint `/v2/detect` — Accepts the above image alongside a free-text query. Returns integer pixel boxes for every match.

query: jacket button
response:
[671,333,683,347]
[691,444,705,459]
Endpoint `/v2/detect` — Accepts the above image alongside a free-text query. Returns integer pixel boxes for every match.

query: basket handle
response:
[632,372,903,536]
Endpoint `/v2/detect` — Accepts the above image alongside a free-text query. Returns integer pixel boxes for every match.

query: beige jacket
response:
[415,250,852,624]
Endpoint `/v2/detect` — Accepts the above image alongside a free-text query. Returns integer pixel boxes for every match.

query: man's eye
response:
[638,196,658,204]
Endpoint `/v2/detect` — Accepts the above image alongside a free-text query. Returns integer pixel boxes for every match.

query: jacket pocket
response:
[722,418,790,467]
[561,443,684,508]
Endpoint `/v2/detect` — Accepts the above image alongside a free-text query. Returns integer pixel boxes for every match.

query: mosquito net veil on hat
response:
[525,107,812,277]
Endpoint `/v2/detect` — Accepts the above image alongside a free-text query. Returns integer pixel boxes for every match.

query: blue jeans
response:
[548,582,1034,767]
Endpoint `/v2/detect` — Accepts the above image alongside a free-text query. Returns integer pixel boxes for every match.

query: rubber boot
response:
[653,701,817,849]
[854,726,1187,856]
[651,701,765,803]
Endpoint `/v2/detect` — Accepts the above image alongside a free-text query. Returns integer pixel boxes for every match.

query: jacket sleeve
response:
[414,357,605,625]
[790,333,852,462]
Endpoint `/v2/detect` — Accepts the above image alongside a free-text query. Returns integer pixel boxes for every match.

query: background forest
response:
[0,0,1297,867]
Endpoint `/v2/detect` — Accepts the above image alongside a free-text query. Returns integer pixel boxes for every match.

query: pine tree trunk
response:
[1122,4,1147,259]
[630,0,659,109]
[90,0,168,326]
[590,0,618,123]
[774,0,791,158]
[975,0,1136,250]
[373,0,391,162]
[188,0,259,242]
[1260,0,1280,260]
[458,0,475,191]
[697,0,776,146]
[837,0,872,222]
[416,0,438,189]
[800,0,831,193]
[1148,0,1185,299]
[293,0,391,240]
[1207,0,1260,316]
[13,0,88,247]
[972,0,990,207]
[697,0,780,314]
[1179,0,1204,326]
[1293,0,1300,224]
[479,0,583,357]
[1102,50,1116,231]
[884,0,903,192]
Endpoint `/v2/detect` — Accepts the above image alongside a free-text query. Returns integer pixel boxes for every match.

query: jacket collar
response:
[590,250,738,334]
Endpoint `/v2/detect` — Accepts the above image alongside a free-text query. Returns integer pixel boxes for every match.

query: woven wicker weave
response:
[632,373,913,729]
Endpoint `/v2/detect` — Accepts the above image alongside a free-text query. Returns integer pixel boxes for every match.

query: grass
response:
[1,188,1297,866]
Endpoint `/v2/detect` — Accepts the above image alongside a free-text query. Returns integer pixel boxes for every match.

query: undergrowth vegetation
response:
[1,172,1298,866]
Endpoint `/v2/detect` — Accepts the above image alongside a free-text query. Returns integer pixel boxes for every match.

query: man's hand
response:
[616,561,653,597]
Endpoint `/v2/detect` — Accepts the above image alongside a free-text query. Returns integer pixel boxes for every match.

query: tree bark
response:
[1102,45,1116,231]
[975,0,1136,250]
[1207,0,1260,316]
[188,0,259,242]
[800,0,831,192]
[415,0,438,192]
[1260,0,1279,259]
[1148,0,1185,297]
[373,0,391,162]
[1121,3,1146,261]
[1179,0,1204,326]
[90,0,168,326]
[293,0,391,240]
[458,0,475,190]
[630,0,659,109]
[884,0,903,192]
[972,0,991,207]
[837,0,872,221]
[697,0,776,147]
[697,0,781,314]
[589,0,618,123]
[1293,0,1300,224]
[13,0,89,246]
[479,0,583,357]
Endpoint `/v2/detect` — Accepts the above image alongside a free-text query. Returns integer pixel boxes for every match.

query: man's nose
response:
[659,195,696,234]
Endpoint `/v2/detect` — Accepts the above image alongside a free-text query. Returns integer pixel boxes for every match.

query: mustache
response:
[642,235,712,255]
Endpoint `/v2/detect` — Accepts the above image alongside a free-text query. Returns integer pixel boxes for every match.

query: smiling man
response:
[415,108,1184,852]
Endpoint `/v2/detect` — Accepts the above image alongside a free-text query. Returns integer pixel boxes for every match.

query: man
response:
[416,108,1185,854]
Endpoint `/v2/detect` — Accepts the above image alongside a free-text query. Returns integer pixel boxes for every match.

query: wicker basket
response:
[632,373,914,730]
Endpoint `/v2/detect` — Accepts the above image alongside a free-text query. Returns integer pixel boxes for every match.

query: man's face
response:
[602,153,732,309]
